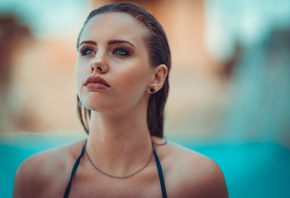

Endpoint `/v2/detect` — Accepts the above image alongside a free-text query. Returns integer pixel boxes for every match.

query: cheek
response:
[75,66,82,83]
[75,61,89,95]
[118,66,151,97]
[75,67,82,94]
[75,65,92,109]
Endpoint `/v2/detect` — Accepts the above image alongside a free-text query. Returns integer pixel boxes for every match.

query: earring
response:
[150,87,155,93]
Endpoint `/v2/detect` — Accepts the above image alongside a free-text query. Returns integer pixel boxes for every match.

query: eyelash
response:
[112,47,130,56]
[80,46,95,56]
[79,46,131,57]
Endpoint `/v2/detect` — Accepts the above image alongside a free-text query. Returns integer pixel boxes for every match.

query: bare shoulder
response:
[153,137,228,198]
[13,139,86,198]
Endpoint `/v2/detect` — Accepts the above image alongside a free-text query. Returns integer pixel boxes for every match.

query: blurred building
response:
[0,15,32,132]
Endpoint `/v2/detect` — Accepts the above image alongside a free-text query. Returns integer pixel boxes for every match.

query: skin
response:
[13,13,228,198]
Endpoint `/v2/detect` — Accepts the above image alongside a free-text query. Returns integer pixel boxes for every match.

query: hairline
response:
[77,11,151,51]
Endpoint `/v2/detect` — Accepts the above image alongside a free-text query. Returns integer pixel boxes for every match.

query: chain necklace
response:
[85,143,154,179]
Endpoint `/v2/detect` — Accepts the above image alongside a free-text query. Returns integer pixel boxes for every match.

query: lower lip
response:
[85,83,110,90]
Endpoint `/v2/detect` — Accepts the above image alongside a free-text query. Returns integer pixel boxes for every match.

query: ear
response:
[147,64,168,93]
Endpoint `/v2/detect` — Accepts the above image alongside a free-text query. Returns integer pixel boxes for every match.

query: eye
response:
[80,46,95,56]
[112,47,130,56]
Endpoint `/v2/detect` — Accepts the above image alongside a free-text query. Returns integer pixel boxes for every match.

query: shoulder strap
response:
[154,145,167,198]
[63,141,87,198]
[63,141,167,198]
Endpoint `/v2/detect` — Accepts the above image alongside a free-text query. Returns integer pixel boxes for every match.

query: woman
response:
[13,2,228,198]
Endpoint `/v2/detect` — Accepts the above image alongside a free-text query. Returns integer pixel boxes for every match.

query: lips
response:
[84,76,111,89]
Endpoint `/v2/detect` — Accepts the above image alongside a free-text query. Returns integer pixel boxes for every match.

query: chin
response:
[82,96,116,112]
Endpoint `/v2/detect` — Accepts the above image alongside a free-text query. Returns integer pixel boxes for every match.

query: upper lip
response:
[84,76,111,87]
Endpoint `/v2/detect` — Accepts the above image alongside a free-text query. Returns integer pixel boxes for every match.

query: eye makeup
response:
[112,46,131,56]
[78,39,135,58]
[79,46,95,56]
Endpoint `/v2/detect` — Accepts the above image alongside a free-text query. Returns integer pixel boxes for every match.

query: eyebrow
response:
[108,40,135,49]
[79,40,96,46]
[79,40,135,49]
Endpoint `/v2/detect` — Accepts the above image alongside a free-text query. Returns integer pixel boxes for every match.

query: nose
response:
[90,51,108,74]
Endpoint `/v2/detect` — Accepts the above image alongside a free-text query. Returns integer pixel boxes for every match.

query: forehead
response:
[80,12,148,44]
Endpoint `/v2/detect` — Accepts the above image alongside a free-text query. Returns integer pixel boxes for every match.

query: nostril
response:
[97,66,103,72]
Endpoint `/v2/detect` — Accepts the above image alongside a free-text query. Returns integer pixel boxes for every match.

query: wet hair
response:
[77,2,171,138]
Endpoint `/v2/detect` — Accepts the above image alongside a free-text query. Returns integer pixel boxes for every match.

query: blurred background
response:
[0,0,289,197]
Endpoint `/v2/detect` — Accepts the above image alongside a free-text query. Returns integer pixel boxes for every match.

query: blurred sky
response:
[0,0,91,39]
[205,0,290,60]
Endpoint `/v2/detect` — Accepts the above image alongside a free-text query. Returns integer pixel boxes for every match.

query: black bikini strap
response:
[153,145,167,198]
[63,141,87,198]
[64,141,167,198]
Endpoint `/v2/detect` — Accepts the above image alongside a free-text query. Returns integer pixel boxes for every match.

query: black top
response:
[63,141,167,198]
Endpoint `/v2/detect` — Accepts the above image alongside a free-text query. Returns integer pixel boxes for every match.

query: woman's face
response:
[76,12,154,113]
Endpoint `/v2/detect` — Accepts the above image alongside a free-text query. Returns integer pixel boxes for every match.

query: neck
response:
[85,110,153,177]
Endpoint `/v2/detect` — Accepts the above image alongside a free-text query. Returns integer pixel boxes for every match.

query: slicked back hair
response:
[77,2,171,138]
